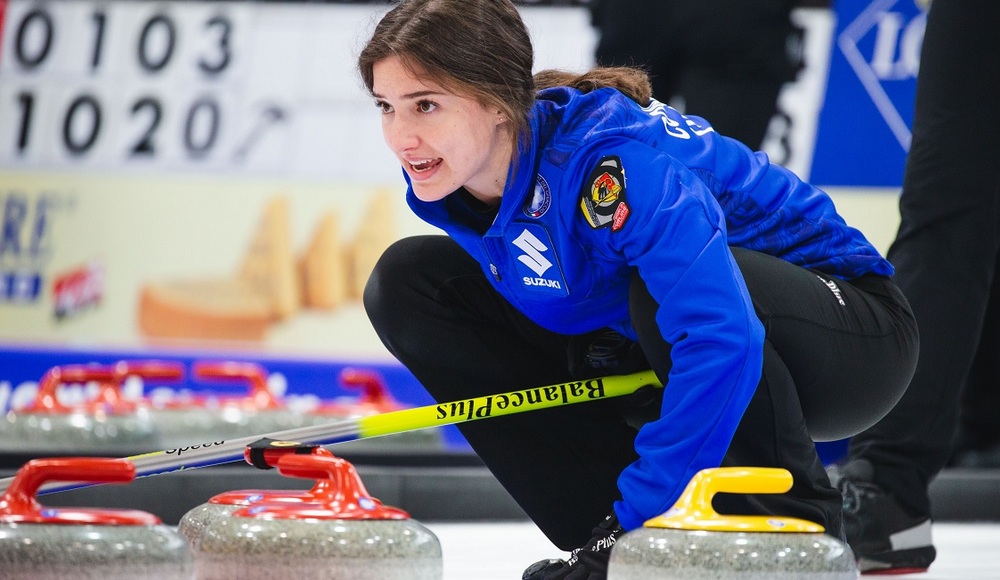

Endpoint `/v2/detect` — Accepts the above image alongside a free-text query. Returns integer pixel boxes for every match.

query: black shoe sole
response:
[858,545,937,575]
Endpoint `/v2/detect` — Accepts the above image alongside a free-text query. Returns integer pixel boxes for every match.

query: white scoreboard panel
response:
[0,0,405,181]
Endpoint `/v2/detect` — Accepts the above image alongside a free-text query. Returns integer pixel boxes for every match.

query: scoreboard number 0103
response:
[0,1,281,168]
[9,8,232,74]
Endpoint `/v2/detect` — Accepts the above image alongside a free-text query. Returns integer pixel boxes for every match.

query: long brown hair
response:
[533,67,652,106]
[358,0,653,144]
[358,0,534,145]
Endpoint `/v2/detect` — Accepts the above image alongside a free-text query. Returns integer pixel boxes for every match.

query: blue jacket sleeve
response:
[586,144,765,531]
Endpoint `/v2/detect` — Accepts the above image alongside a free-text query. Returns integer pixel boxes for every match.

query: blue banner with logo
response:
[0,343,469,450]
[810,0,925,187]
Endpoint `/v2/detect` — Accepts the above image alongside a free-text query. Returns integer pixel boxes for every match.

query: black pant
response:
[846,0,1000,518]
[591,0,801,150]
[364,236,917,549]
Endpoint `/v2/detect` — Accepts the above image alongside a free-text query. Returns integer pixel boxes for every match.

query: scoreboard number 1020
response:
[0,0,285,170]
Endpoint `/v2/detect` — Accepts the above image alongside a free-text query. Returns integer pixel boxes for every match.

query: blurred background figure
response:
[589,0,804,150]
[830,0,1000,574]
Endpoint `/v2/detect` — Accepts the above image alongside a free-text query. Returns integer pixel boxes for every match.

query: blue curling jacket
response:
[404,86,892,531]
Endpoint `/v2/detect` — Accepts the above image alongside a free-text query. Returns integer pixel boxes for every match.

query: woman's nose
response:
[384,115,419,152]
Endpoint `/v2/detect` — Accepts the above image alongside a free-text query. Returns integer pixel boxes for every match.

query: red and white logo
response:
[52,261,105,320]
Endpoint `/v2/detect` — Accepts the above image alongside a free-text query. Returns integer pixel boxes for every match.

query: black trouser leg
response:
[630,248,916,534]
[630,281,841,533]
[364,236,638,550]
[720,342,844,535]
[593,0,796,149]
[846,0,1000,518]
[961,253,1000,449]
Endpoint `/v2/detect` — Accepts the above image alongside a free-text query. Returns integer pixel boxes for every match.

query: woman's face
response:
[372,55,512,204]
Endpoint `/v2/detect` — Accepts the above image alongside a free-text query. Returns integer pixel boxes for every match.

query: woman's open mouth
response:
[409,158,442,173]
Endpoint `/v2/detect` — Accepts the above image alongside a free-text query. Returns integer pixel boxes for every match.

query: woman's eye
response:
[417,100,438,113]
[375,100,393,113]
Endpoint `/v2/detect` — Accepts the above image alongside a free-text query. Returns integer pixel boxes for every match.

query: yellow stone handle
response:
[643,467,826,533]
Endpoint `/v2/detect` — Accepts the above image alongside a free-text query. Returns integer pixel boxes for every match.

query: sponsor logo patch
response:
[580,155,630,231]
[510,224,567,296]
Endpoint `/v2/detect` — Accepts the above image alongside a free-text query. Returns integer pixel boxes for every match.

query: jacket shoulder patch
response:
[580,155,630,231]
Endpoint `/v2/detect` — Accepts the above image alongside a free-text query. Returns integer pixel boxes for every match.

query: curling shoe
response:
[522,558,566,580]
[828,459,936,575]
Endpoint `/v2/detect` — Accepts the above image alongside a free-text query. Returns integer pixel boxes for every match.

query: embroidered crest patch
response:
[523,174,552,219]
[580,155,630,231]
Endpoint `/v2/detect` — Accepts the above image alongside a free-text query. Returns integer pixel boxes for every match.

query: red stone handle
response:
[192,361,281,410]
[110,359,189,410]
[249,453,410,520]
[31,365,117,413]
[113,359,185,383]
[339,368,400,412]
[0,458,160,525]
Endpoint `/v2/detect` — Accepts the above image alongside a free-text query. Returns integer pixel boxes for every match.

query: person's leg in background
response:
[952,251,1000,467]
[668,0,800,151]
[591,0,800,150]
[591,0,681,110]
[834,0,1000,573]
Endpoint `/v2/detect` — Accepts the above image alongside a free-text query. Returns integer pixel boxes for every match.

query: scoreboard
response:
[0,0,406,179]
[6,6,240,163]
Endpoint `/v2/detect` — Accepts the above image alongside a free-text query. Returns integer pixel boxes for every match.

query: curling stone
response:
[190,361,309,437]
[113,360,230,449]
[0,365,160,454]
[306,368,443,451]
[607,467,858,580]
[0,457,194,579]
[194,452,442,580]
[177,446,338,550]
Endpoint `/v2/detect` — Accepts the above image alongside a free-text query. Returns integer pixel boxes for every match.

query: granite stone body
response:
[149,406,308,448]
[149,407,233,449]
[0,408,161,452]
[608,528,858,580]
[238,407,311,435]
[177,502,242,550]
[0,521,195,580]
[327,428,445,452]
[195,516,443,580]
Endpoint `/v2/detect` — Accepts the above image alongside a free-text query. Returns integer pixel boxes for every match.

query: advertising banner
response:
[809,0,925,186]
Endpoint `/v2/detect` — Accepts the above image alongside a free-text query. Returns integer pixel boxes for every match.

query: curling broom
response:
[0,369,662,496]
